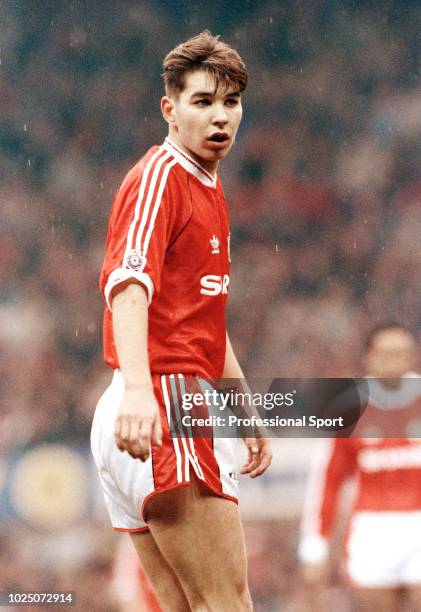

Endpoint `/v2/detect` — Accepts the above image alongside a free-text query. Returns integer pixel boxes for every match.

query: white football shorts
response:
[346,511,421,587]
[91,370,240,532]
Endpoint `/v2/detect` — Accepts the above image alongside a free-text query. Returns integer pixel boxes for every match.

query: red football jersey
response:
[100,138,230,378]
[305,438,421,536]
[299,376,421,562]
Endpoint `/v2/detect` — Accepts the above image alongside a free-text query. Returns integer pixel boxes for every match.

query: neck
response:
[167,129,218,177]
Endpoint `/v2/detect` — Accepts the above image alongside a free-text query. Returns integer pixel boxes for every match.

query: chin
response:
[199,151,225,164]
[211,151,227,161]
[204,142,232,158]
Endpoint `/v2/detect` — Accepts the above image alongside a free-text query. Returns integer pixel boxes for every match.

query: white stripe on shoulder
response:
[123,148,172,267]
[141,158,177,255]
[132,151,172,256]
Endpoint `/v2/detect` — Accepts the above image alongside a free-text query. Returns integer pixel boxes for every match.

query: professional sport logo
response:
[126,249,146,271]
[210,235,220,254]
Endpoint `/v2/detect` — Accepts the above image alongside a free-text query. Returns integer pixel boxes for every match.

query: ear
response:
[161,96,176,125]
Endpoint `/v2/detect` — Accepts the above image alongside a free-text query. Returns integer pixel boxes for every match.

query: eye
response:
[225,98,239,107]
[194,99,211,106]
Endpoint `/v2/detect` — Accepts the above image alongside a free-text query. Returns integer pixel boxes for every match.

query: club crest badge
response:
[127,249,146,271]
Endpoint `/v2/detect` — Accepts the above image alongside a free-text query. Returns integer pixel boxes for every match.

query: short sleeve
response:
[100,150,183,309]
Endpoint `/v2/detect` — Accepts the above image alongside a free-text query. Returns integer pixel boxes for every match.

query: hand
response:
[114,386,162,461]
[240,436,272,478]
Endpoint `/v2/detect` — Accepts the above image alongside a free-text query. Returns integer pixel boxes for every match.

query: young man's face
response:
[365,329,416,379]
[162,69,243,173]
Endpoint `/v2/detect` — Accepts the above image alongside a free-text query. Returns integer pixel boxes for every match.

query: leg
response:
[145,476,253,611]
[353,587,400,612]
[407,585,421,611]
[130,530,191,612]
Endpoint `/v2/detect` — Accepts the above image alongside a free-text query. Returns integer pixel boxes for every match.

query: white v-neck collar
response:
[163,138,217,189]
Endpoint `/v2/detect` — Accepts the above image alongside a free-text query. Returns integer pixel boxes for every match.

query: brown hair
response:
[163,31,248,94]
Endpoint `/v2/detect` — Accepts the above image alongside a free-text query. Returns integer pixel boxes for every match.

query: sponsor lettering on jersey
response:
[200,274,230,296]
[358,444,421,472]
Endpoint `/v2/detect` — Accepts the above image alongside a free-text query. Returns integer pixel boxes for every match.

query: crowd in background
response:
[1,0,420,609]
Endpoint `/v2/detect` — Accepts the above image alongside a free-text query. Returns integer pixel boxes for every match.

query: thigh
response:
[353,587,400,612]
[406,585,421,611]
[145,476,252,611]
[130,530,190,612]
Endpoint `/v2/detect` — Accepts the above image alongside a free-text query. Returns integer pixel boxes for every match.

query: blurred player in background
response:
[91,31,271,611]
[299,323,421,612]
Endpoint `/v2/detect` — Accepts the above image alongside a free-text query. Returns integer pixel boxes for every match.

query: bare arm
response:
[112,283,162,461]
[224,333,272,478]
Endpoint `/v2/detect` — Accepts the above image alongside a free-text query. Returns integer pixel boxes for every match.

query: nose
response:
[212,102,228,126]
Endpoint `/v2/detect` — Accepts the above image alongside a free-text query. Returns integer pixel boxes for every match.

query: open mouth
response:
[208,133,229,143]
